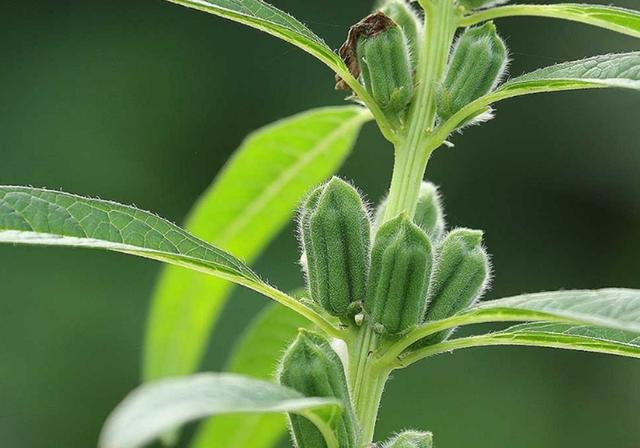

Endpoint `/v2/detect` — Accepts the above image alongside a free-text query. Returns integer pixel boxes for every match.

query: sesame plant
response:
[1,0,640,447]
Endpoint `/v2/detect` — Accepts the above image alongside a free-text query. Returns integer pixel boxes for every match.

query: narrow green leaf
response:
[0,186,336,333]
[0,186,258,282]
[435,52,640,138]
[500,52,640,92]
[390,289,640,363]
[192,303,311,448]
[470,289,640,333]
[397,322,640,367]
[492,322,640,356]
[460,4,640,39]
[99,373,340,448]
[144,106,368,382]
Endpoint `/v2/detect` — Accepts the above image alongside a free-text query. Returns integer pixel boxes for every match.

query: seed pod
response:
[423,228,490,344]
[365,215,433,335]
[382,430,433,448]
[278,330,358,448]
[458,0,511,11]
[437,22,507,122]
[357,17,414,117]
[379,0,423,68]
[374,182,446,243]
[299,177,371,318]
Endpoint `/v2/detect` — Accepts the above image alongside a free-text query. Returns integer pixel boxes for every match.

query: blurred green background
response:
[1,0,639,447]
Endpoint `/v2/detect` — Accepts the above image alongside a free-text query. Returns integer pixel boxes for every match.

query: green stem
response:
[349,326,376,402]
[384,0,459,221]
[355,363,390,445]
[348,3,459,446]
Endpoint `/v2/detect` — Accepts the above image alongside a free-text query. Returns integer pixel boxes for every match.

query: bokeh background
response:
[1,0,639,447]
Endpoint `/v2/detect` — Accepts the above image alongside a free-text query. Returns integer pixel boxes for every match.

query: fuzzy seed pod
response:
[379,0,423,68]
[382,430,433,448]
[278,330,358,448]
[365,215,433,335]
[299,177,371,318]
[357,19,414,117]
[374,182,446,243]
[437,22,507,122]
[423,228,490,344]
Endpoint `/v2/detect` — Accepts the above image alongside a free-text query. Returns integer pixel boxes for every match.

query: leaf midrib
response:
[214,110,369,246]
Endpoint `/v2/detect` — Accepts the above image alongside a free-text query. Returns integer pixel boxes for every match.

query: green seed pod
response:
[374,182,446,243]
[438,22,507,122]
[458,0,511,12]
[423,228,490,344]
[299,177,371,318]
[378,0,423,68]
[278,330,358,448]
[382,430,433,448]
[357,17,414,117]
[365,215,433,335]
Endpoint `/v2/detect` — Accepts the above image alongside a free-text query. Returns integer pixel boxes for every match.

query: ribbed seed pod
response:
[382,431,433,448]
[379,0,423,68]
[357,19,414,117]
[423,228,490,344]
[299,177,371,318]
[278,330,358,448]
[365,215,433,335]
[374,182,445,243]
[437,22,507,122]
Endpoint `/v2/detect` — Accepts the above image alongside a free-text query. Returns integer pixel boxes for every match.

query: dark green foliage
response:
[381,430,433,448]
[437,22,507,122]
[375,181,446,242]
[423,228,490,343]
[365,215,433,335]
[299,177,371,318]
[357,20,415,118]
[278,331,358,448]
[378,0,423,67]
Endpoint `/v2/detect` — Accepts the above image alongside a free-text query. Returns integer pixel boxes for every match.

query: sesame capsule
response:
[365,215,433,335]
[422,228,490,344]
[299,177,371,318]
[438,22,507,122]
[278,331,358,448]
[357,16,415,120]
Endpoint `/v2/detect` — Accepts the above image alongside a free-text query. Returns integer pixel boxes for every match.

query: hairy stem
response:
[350,2,459,445]
[383,0,458,221]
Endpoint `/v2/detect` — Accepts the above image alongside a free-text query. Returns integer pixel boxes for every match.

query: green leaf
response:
[501,52,640,92]
[460,4,640,39]
[191,303,311,448]
[388,289,640,365]
[435,52,640,138]
[144,106,368,382]
[487,322,640,356]
[98,373,341,448]
[0,186,336,333]
[468,289,640,333]
[0,186,258,281]
[396,322,640,367]
[162,1,394,140]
